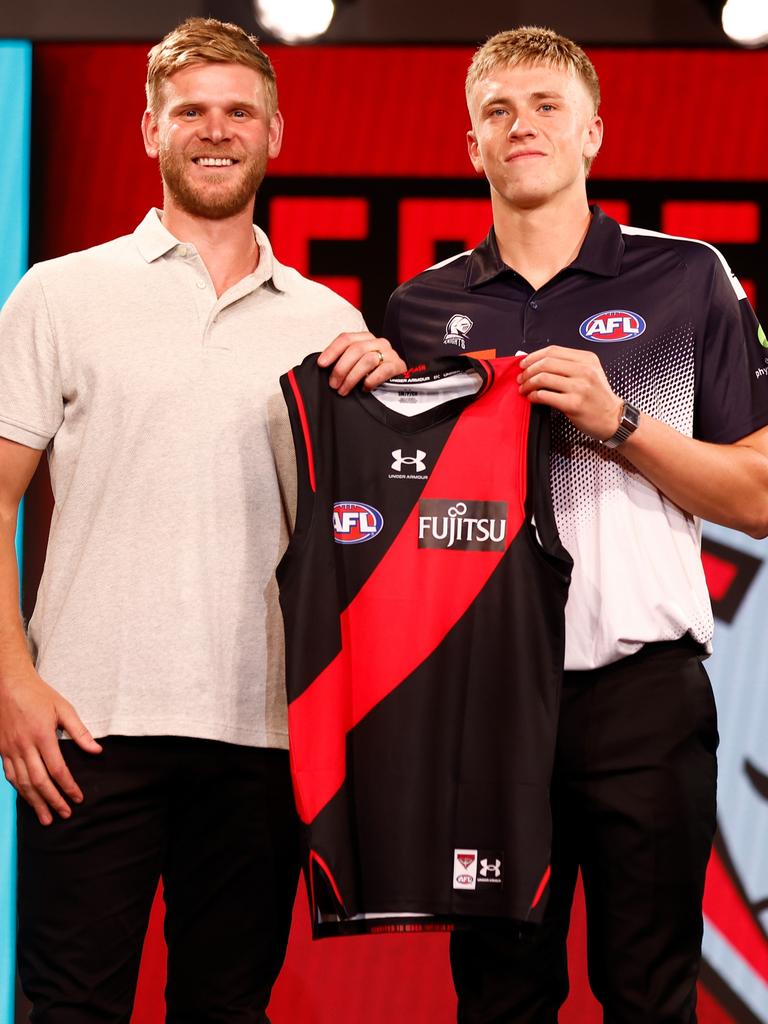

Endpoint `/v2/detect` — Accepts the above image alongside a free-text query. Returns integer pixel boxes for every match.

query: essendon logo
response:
[453,849,478,890]
[419,500,507,551]
[579,309,646,343]
[333,501,384,544]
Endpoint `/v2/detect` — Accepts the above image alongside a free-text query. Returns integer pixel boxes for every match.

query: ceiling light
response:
[254,0,336,44]
[721,0,768,47]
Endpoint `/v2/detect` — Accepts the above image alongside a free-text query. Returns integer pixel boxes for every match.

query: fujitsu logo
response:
[418,500,508,552]
[391,449,426,473]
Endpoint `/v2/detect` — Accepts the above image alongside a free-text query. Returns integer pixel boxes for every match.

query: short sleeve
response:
[694,249,768,444]
[0,265,64,449]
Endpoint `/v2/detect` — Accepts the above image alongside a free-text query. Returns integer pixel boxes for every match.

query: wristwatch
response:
[602,400,641,449]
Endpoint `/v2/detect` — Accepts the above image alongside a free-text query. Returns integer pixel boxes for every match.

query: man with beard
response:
[0,17,401,1023]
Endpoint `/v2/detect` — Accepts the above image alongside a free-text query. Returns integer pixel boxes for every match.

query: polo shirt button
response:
[196,279,206,290]
[178,246,188,257]
[530,300,539,310]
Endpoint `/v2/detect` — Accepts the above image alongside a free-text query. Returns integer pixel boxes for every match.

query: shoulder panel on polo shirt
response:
[619,223,746,301]
[422,250,473,274]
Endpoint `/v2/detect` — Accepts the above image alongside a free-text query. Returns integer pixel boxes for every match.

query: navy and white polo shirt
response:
[384,206,768,669]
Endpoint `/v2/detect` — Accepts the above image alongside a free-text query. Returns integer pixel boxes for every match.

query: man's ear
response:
[268,110,284,161]
[141,108,160,160]
[583,114,603,163]
[467,129,484,175]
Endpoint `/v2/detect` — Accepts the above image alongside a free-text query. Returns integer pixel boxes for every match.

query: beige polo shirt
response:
[0,209,365,747]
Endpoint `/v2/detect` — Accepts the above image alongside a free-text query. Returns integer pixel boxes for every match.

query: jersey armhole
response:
[278,368,319,575]
[524,407,573,578]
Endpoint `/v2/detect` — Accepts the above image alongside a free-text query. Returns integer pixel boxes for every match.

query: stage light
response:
[253,0,335,43]
[721,0,768,47]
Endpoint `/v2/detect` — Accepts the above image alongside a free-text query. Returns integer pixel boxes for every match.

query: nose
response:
[199,110,231,144]
[507,114,537,139]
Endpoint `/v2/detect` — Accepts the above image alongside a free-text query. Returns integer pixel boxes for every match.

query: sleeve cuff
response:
[0,418,52,450]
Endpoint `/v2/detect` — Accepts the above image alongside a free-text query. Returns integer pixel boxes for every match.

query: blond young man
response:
[0,17,400,1022]
[381,27,768,1024]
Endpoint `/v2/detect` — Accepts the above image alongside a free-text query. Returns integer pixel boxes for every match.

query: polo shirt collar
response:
[133,208,287,292]
[465,204,625,290]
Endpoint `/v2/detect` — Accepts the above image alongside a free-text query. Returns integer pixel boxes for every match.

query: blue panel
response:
[701,523,768,1022]
[0,39,32,1024]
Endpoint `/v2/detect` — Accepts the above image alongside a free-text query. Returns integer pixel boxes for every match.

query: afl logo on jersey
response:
[579,310,646,343]
[333,501,384,544]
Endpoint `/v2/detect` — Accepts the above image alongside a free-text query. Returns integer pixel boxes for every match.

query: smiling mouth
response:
[192,157,238,167]
[506,151,545,161]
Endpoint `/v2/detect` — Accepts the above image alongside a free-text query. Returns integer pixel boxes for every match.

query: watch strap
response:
[602,400,640,449]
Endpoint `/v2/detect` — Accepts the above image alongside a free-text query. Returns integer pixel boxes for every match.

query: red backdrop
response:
[21,43,768,1024]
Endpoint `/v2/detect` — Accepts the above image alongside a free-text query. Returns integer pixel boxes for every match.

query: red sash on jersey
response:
[289,359,530,824]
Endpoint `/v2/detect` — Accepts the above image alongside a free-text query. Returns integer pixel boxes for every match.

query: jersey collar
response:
[465,204,626,290]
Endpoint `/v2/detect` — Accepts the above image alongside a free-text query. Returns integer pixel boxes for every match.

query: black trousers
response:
[16,736,301,1024]
[450,640,719,1024]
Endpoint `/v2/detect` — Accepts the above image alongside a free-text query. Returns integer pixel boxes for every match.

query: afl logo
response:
[333,501,384,544]
[579,309,646,343]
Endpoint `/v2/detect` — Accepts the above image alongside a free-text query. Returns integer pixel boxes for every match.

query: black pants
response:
[450,640,719,1024]
[16,736,301,1023]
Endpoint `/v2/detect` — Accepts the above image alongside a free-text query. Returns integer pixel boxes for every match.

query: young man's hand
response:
[518,346,623,441]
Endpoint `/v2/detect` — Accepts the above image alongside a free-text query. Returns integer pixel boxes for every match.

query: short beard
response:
[159,148,268,220]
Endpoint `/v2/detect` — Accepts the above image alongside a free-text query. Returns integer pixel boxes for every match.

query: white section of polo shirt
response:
[0,210,365,747]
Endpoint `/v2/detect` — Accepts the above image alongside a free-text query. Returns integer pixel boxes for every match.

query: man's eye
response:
[490,109,507,117]
[232,110,248,118]
[182,110,198,118]
[539,104,556,112]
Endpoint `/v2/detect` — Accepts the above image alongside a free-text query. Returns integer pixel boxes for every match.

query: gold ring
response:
[374,350,384,365]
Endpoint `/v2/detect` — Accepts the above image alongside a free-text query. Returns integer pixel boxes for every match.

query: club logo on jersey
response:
[579,309,646,343]
[418,500,507,551]
[391,449,427,473]
[453,850,478,890]
[332,501,384,544]
[444,313,474,350]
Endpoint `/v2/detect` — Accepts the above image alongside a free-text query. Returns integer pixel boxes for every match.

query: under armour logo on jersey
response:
[480,858,501,878]
[444,314,473,349]
[391,449,427,473]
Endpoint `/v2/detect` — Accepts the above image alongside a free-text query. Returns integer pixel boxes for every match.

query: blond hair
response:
[146,17,278,118]
[466,26,600,115]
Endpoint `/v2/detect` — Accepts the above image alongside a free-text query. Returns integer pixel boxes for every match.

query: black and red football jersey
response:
[278,355,572,937]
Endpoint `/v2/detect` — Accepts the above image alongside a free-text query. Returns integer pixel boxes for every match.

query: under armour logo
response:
[391,449,426,473]
[480,858,501,878]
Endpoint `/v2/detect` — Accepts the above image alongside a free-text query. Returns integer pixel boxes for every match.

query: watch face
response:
[602,401,639,448]
[622,402,641,430]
